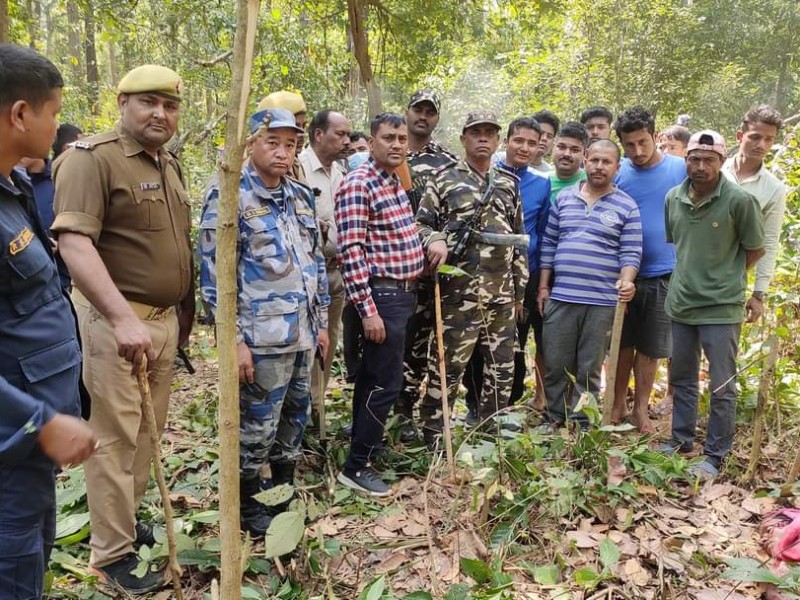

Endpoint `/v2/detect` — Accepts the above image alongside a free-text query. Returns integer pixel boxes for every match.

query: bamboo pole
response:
[137,363,183,600]
[602,301,626,426]
[744,338,780,482]
[216,1,260,598]
[433,272,455,477]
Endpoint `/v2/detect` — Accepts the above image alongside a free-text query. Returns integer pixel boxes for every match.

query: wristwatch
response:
[752,291,766,301]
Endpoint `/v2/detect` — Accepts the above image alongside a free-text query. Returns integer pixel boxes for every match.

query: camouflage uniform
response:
[417,160,527,436]
[396,140,459,422]
[198,163,329,487]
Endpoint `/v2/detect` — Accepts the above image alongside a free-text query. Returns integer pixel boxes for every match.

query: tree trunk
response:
[216,1,260,599]
[66,0,82,82]
[84,0,99,116]
[346,0,381,118]
[774,51,789,115]
[743,338,780,483]
[0,0,8,44]
[108,41,118,88]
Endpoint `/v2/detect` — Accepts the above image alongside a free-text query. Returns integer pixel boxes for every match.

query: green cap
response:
[118,65,182,101]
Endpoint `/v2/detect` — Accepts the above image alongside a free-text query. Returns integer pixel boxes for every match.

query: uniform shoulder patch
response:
[9,227,34,256]
[72,130,119,151]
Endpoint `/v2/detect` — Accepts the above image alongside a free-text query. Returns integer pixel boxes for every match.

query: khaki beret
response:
[256,91,306,115]
[118,65,182,101]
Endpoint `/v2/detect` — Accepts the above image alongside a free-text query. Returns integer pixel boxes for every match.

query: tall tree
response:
[347,0,381,117]
[84,0,99,115]
[0,0,8,44]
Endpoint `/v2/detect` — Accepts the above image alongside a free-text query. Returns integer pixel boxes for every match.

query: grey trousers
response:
[669,321,742,467]
[542,300,614,424]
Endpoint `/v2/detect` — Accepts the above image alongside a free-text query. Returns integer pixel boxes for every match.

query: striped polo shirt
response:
[540,183,642,306]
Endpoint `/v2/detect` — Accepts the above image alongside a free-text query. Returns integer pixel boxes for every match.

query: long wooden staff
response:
[433,271,456,477]
[602,301,626,426]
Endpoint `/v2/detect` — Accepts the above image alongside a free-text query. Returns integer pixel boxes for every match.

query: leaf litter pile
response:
[49,335,800,599]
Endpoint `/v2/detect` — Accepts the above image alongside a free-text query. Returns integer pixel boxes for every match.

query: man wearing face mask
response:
[417,111,527,448]
[52,65,195,593]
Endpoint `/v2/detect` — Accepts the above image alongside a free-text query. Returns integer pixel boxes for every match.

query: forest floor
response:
[48,328,800,600]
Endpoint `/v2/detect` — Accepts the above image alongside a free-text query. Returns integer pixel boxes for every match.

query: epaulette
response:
[71,130,119,151]
[432,157,459,175]
[494,166,520,184]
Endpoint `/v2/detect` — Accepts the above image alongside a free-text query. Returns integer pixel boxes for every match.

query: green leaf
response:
[358,576,386,600]
[599,537,620,570]
[186,510,220,524]
[437,264,468,277]
[242,585,264,599]
[531,563,559,585]
[573,567,601,588]
[460,557,493,584]
[55,513,90,546]
[254,484,294,507]
[403,592,434,600]
[263,511,305,559]
[721,557,784,585]
[443,583,471,600]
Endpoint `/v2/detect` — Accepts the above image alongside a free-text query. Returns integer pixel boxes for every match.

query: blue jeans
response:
[0,459,56,600]
[669,321,742,467]
[344,288,415,472]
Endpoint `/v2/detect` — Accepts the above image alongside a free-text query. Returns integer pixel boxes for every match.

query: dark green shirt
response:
[664,176,764,325]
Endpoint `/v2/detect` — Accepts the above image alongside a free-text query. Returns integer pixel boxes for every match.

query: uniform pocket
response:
[7,244,60,316]
[131,187,169,231]
[250,297,300,347]
[242,215,285,261]
[19,338,82,416]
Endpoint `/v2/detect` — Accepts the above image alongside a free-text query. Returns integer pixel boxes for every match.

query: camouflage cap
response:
[118,65,182,101]
[408,89,441,113]
[256,91,307,115]
[248,107,305,135]
[462,110,501,132]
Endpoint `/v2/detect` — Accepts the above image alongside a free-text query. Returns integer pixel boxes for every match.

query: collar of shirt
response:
[300,146,344,177]
[575,181,620,205]
[364,156,401,187]
[676,175,725,209]
[115,122,170,166]
[244,163,287,203]
[497,160,528,179]
[723,154,766,185]
[0,170,25,197]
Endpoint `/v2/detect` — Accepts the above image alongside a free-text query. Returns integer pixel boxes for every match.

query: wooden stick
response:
[433,272,456,477]
[136,363,183,600]
[602,301,626,426]
[744,337,780,482]
[789,442,800,483]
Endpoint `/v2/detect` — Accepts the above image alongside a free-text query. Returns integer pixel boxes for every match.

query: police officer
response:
[256,90,309,179]
[199,108,329,537]
[395,89,459,442]
[52,65,194,593]
[0,43,96,599]
[417,111,528,447]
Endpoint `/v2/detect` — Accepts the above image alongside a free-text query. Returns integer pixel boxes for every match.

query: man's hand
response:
[317,329,330,361]
[113,315,155,375]
[362,315,386,344]
[515,302,527,324]
[237,341,255,384]
[426,240,448,270]
[537,287,550,316]
[746,296,764,323]
[616,280,636,303]
[39,414,97,467]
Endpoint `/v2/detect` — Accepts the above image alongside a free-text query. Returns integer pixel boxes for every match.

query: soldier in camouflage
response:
[395,89,459,443]
[198,108,329,537]
[417,111,528,446]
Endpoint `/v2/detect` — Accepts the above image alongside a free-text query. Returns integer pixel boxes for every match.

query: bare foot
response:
[531,393,545,412]
[611,406,629,425]
[631,408,656,434]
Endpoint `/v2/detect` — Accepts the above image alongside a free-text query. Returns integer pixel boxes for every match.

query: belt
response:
[369,277,417,292]
[72,288,175,322]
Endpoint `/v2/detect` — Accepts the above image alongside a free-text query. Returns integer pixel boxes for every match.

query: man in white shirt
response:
[721,104,788,321]
[299,110,351,424]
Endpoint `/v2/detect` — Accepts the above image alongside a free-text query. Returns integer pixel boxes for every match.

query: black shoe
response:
[339,421,353,439]
[397,420,418,444]
[93,553,165,594]
[337,467,391,497]
[241,479,271,538]
[465,410,479,428]
[134,521,156,547]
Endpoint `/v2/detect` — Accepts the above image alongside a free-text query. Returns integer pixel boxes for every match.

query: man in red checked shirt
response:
[334,113,424,497]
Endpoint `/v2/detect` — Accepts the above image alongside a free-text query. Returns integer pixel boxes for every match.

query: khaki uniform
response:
[416,160,527,436]
[52,123,192,568]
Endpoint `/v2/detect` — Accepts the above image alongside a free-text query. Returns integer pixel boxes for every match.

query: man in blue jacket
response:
[464,117,551,422]
[0,43,96,599]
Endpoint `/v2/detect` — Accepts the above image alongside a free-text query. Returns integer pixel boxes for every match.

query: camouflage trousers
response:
[420,299,516,435]
[396,280,433,418]
[240,349,311,484]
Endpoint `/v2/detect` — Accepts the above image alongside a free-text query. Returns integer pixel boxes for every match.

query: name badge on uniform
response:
[9,227,34,255]
[140,182,161,191]
[243,207,270,220]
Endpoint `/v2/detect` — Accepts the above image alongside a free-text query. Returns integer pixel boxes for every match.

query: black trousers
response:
[344,288,415,472]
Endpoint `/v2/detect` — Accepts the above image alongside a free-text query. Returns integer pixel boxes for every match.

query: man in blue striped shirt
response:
[538,140,642,427]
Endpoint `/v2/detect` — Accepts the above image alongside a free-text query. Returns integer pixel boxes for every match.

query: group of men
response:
[0,40,789,597]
